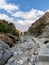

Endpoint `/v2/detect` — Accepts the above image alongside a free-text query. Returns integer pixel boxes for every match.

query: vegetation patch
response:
[44,40,49,44]
[0,21,19,37]
[29,23,46,36]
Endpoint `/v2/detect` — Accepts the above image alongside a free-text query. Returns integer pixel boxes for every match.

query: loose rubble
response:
[0,35,49,65]
[5,35,40,65]
[0,41,11,65]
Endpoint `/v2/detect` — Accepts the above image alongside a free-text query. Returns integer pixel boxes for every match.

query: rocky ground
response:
[5,35,40,65]
[0,35,49,65]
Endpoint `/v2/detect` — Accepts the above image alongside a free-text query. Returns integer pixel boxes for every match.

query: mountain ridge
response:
[28,12,49,37]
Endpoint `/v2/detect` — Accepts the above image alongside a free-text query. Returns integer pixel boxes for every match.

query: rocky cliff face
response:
[28,12,49,37]
[0,20,20,47]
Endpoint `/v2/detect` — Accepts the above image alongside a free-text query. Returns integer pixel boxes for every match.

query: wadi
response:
[0,12,49,65]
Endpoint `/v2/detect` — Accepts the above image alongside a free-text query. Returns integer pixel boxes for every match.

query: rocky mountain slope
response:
[0,20,20,47]
[28,12,49,37]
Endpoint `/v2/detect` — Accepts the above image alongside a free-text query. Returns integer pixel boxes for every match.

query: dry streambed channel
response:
[5,35,49,65]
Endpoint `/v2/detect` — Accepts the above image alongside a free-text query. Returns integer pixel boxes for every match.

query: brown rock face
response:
[29,12,49,30]
[0,33,20,47]
[0,19,20,47]
[28,12,49,37]
[0,19,8,24]
[7,33,20,43]
[0,34,13,47]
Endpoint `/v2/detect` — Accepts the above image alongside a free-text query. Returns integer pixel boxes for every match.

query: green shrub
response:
[44,40,49,44]
[29,23,46,36]
[0,22,19,36]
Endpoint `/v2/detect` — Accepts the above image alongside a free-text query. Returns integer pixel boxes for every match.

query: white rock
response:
[17,60,23,64]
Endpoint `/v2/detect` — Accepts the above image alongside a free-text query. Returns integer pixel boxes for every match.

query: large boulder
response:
[0,41,11,65]
[0,34,13,47]
[7,33,20,43]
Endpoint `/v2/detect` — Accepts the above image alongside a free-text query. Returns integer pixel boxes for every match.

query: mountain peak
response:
[44,12,49,16]
[28,12,49,37]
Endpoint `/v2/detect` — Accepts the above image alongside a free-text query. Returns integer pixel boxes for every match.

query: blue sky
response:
[7,0,49,11]
[0,0,49,31]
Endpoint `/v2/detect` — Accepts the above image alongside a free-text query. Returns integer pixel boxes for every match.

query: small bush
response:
[0,21,19,37]
[44,40,49,44]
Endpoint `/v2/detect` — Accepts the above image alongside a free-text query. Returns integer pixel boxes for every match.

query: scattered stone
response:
[0,40,11,65]
[5,35,42,65]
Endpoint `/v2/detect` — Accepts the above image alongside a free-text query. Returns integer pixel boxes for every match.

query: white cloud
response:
[0,0,6,5]
[46,10,49,12]
[0,0,45,31]
[3,4,19,13]
[37,10,45,16]
[14,19,38,32]
[13,20,30,32]
[0,0,19,13]
[13,19,41,32]
[16,20,25,25]
[12,9,45,31]
[12,9,45,20]
[0,14,14,22]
